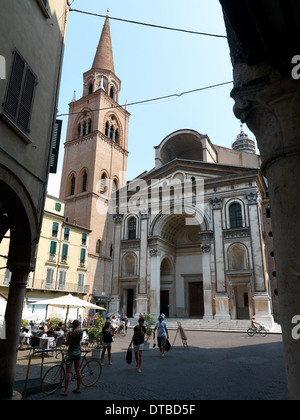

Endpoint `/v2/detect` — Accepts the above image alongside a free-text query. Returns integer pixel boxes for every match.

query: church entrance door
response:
[160,290,170,317]
[189,282,204,317]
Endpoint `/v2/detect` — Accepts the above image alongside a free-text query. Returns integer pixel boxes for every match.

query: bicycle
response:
[247,326,268,338]
[41,350,102,395]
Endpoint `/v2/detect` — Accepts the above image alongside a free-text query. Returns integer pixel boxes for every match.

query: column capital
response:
[245,191,258,204]
[209,196,223,209]
[201,244,211,254]
[230,73,300,174]
[113,213,124,223]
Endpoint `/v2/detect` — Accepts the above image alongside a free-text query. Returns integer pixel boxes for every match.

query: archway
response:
[0,177,36,399]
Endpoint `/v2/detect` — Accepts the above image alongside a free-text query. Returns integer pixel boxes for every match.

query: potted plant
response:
[88,313,104,358]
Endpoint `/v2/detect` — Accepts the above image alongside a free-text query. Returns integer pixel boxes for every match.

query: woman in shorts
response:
[61,320,83,396]
[130,317,146,373]
[101,320,114,366]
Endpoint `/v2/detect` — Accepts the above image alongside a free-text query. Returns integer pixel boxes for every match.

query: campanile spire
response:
[92,13,115,73]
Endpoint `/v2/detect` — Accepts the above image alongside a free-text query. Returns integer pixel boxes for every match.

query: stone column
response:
[149,248,161,318]
[201,244,213,320]
[245,192,274,329]
[0,265,30,399]
[230,73,300,399]
[134,211,148,316]
[210,197,230,321]
[110,214,123,313]
[209,197,226,293]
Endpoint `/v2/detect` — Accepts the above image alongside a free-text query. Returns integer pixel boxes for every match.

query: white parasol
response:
[33,294,105,324]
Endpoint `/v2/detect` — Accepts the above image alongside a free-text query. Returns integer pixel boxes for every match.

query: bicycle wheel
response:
[81,359,102,387]
[247,328,255,337]
[41,365,65,395]
[259,328,268,338]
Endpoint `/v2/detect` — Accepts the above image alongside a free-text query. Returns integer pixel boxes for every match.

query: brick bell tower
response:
[59,12,130,303]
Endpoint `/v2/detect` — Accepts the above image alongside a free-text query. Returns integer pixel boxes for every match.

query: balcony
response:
[27,278,88,294]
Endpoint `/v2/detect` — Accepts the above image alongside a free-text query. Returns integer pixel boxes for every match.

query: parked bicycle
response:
[247,326,268,337]
[41,349,102,395]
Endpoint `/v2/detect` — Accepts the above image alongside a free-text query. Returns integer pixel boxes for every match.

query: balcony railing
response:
[27,278,88,294]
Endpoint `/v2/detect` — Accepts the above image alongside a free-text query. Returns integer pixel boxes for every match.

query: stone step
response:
[127,318,282,333]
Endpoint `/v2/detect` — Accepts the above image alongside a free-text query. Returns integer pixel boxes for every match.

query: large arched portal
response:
[152,212,211,318]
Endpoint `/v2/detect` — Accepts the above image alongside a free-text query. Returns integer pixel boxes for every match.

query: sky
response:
[47,0,257,196]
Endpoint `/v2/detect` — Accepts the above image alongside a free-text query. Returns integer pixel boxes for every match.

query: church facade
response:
[59,15,275,328]
[110,131,274,328]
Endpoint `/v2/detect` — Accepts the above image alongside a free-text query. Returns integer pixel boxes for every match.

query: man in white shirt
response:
[153,315,169,358]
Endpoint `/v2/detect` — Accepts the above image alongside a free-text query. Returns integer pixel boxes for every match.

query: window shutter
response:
[50,241,57,255]
[46,268,54,289]
[62,244,68,258]
[52,222,59,237]
[17,68,36,132]
[78,273,84,292]
[58,271,66,290]
[4,53,25,120]
[50,119,62,174]
[82,233,87,245]
[64,227,70,241]
[4,51,36,133]
[80,248,86,262]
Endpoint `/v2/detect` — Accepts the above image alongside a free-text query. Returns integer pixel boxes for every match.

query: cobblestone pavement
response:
[21,330,288,401]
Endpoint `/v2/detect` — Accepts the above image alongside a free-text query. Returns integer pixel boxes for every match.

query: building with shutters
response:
[0,0,70,399]
[0,195,90,320]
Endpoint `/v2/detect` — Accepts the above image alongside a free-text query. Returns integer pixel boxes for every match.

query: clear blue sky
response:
[47,0,257,195]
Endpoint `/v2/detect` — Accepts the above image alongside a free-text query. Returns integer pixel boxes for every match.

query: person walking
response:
[61,320,83,396]
[130,317,146,373]
[101,320,114,366]
[153,315,169,358]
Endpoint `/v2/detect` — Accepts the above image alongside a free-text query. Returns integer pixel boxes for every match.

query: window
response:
[82,171,88,193]
[61,244,68,264]
[64,227,70,241]
[105,121,109,136]
[78,273,85,292]
[46,268,54,289]
[104,114,120,143]
[36,0,50,18]
[110,87,114,99]
[96,240,101,254]
[55,202,62,212]
[4,50,37,134]
[70,175,76,196]
[80,248,86,267]
[51,222,59,238]
[89,84,93,95]
[58,271,66,290]
[49,241,57,261]
[128,217,137,240]
[115,129,119,144]
[229,203,243,228]
[81,233,87,246]
[100,173,107,194]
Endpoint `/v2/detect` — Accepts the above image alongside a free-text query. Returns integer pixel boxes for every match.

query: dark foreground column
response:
[231,73,300,399]
[0,266,30,399]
